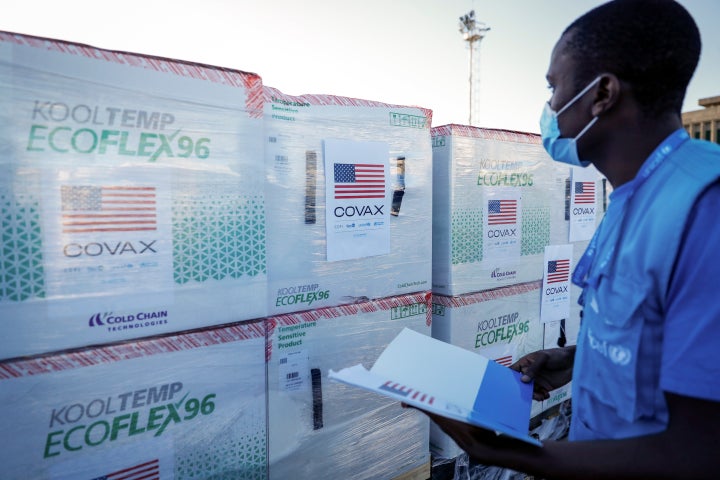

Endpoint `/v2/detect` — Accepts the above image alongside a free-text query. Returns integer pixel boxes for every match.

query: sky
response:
[3,0,719,134]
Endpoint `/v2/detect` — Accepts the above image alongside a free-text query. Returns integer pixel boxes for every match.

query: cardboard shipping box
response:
[431,124,606,296]
[431,275,586,458]
[264,86,433,315]
[266,292,432,480]
[0,32,267,359]
[0,320,267,480]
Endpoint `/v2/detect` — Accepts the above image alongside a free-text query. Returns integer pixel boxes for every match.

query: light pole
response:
[459,10,490,127]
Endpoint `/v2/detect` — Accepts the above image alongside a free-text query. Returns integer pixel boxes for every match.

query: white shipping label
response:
[279,350,310,392]
[39,167,174,314]
[324,138,391,262]
[569,167,598,242]
[483,188,522,260]
[541,244,573,323]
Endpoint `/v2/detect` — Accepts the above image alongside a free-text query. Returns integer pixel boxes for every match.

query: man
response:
[419,0,720,477]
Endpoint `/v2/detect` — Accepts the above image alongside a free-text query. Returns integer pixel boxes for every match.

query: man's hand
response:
[511,346,576,401]
[402,403,541,466]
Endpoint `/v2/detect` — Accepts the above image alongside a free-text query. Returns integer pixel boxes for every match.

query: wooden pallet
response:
[392,461,431,480]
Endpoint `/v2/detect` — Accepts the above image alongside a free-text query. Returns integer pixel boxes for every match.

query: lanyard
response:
[572,129,690,288]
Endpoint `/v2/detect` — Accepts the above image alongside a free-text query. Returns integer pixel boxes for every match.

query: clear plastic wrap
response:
[266,291,432,479]
[430,281,546,459]
[452,401,572,480]
[431,124,606,296]
[0,320,267,479]
[0,32,267,360]
[430,253,587,459]
[264,86,433,315]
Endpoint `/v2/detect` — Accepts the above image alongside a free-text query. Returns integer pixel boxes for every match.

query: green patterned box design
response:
[1,191,266,303]
[175,431,267,479]
[0,192,46,302]
[451,206,551,265]
[172,193,266,284]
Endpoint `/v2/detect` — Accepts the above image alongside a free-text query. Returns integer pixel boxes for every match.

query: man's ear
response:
[591,73,622,116]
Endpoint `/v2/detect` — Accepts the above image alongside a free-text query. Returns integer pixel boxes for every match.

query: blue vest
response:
[570,136,720,440]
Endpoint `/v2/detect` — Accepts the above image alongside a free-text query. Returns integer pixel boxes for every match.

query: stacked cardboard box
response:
[0,32,271,480]
[1,31,437,479]
[0,32,267,360]
[0,321,268,479]
[266,293,432,479]
[263,86,434,477]
[264,86,433,315]
[431,124,605,295]
[2,29,617,479]
[430,124,606,458]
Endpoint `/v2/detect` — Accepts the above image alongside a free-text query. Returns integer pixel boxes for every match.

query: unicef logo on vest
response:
[609,345,632,366]
[587,329,633,366]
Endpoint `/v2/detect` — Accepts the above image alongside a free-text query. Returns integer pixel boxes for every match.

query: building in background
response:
[683,95,720,143]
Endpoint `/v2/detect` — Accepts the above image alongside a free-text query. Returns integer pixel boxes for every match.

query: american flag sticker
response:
[574,181,595,204]
[379,381,434,405]
[487,199,517,225]
[61,185,157,234]
[546,259,570,284]
[91,458,160,480]
[494,355,514,367]
[334,163,386,199]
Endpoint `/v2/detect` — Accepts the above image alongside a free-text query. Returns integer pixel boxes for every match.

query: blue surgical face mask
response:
[539,76,601,167]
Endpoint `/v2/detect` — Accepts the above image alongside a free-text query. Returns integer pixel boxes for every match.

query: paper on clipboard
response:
[328,328,541,447]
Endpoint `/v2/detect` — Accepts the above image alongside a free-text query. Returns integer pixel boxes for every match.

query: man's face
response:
[545,34,592,140]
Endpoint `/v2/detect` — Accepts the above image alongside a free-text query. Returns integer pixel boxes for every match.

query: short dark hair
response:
[562,0,701,117]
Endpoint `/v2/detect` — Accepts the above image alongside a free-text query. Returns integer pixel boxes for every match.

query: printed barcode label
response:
[279,350,309,392]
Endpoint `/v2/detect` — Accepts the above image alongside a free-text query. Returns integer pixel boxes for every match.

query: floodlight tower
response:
[459,10,490,126]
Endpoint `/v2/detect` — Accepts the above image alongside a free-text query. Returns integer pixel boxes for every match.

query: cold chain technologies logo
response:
[27,101,211,162]
[490,267,517,282]
[88,310,170,333]
[43,382,218,458]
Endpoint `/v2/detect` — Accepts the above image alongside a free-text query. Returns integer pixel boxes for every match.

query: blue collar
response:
[572,128,690,288]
